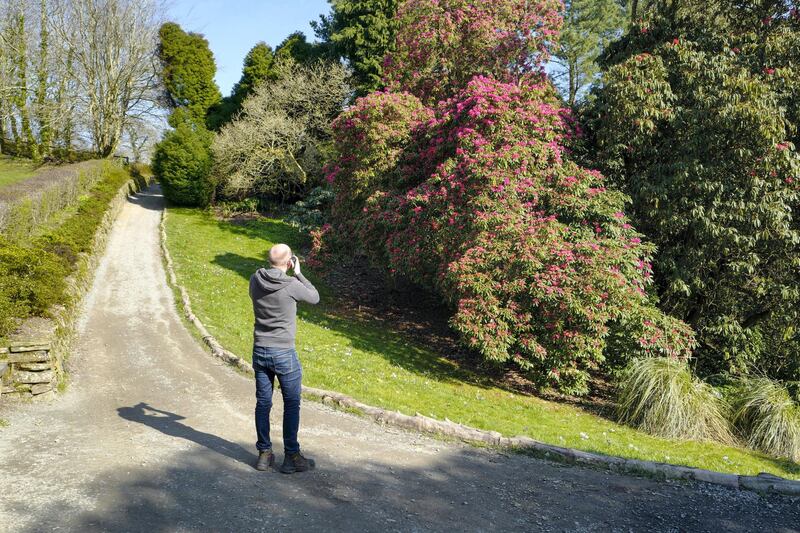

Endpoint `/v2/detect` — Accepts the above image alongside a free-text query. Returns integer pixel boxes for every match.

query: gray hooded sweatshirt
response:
[249,267,320,348]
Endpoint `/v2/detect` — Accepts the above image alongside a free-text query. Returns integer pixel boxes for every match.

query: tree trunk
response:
[35,0,51,158]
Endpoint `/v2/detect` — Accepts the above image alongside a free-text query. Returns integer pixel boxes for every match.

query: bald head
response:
[268,243,292,268]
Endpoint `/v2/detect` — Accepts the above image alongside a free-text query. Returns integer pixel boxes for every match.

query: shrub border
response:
[159,210,800,496]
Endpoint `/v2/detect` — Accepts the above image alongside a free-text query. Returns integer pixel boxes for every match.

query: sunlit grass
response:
[165,207,800,479]
[0,156,38,189]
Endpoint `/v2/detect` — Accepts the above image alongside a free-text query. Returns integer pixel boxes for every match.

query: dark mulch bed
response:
[320,256,617,418]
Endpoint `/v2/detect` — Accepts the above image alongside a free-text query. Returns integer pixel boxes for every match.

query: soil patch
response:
[320,255,616,417]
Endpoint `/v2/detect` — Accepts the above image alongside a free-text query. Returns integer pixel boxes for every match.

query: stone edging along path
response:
[158,211,800,497]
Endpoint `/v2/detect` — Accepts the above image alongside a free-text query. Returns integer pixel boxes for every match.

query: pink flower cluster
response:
[311,0,696,394]
[316,74,695,394]
[383,0,563,105]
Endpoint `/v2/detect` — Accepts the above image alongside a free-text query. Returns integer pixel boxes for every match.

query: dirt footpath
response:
[0,187,798,533]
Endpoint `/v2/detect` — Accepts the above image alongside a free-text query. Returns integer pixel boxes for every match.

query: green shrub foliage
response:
[286,186,335,233]
[0,236,64,336]
[587,2,800,379]
[152,122,215,207]
[617,357,733,443]
[315,0,399,96]
[0,162,133,336]
[35,164,131,263]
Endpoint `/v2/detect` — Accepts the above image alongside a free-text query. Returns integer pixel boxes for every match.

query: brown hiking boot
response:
[256,450,275,471]
[280,452,315,474]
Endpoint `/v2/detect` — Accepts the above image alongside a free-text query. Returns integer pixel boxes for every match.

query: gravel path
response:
[0,187,798,533]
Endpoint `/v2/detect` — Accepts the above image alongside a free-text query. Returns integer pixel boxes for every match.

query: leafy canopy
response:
[588,0,800,379]
[157,22,221,128]
[314,0,399,96]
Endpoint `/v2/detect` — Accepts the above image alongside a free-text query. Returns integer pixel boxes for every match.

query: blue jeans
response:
[252,346,303,454]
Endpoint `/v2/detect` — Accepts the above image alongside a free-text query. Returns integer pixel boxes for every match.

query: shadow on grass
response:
[213,251,263,280]
[212,249,495,392]
[213,215,308,249]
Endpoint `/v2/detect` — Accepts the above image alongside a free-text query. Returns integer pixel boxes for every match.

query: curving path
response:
[0,187,798,533]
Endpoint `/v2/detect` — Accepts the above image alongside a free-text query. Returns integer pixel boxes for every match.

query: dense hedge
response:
[0,162,133,337]
[0,237,65,336]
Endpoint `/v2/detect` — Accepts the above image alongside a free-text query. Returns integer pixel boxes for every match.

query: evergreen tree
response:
[152,121,215,206]
[274,31,329,64]
[588,0,800,379]
[155,22,219,205]
[314,0,399,96]
[208,42,278,129]
[553,0,627,106]
[232,42,278,104]
[157,22,221,128]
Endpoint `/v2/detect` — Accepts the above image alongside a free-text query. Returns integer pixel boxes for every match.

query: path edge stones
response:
[158,210,800,497]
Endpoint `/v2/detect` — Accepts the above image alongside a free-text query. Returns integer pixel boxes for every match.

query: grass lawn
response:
[164,207,800,480]
[0,155,38,189]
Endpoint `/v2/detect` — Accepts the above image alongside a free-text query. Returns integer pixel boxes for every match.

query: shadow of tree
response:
[213,252,263,281]
[212,250,494,391]
[126,185,168,212]
[210,215,309,249]
[20,437,800,532]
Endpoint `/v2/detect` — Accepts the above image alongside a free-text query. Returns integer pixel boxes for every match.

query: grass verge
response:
[164,207,800,480]
[0,156,37,189]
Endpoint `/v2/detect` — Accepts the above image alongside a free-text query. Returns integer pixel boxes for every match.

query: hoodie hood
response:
[252,267,294,293]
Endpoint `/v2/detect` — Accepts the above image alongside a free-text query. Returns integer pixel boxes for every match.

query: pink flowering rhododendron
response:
[313,0,696,394]
[384,0,562,105]
[318,75,694,394]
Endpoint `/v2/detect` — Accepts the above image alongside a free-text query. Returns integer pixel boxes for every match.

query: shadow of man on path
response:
[117,402,257,468]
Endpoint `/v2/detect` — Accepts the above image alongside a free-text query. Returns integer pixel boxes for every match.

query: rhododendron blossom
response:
[384,0,563,104]
[317,74,694,394]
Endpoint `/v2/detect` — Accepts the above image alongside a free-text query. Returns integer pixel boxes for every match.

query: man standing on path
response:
[249,243,319,473]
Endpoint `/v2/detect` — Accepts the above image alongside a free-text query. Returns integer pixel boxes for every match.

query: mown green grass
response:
[0,156,38,189]
[164,207,800,479]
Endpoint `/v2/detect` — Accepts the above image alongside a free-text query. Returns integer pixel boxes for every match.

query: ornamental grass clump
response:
[617,357,732,443]
[730,377,800,462]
